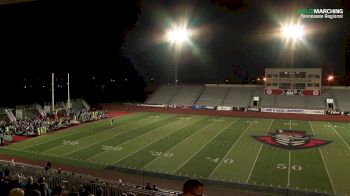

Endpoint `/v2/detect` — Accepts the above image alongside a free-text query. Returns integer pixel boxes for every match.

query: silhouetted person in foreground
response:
[183,179,204,196]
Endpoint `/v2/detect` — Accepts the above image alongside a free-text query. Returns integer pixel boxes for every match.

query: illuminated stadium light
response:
[282,24,304,40]
[327,75,334,81]
[167,28,190,45]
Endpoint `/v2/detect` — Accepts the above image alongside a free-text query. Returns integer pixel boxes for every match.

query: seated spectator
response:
[27,190,41,196]
[23,176,38,195]
[183,179,204,196]
[152,184,158,191]
[9,188,25,196]
[9,174,24,191]
[145,183,152,190]
[37,177,51,196]
[52,185,64,196]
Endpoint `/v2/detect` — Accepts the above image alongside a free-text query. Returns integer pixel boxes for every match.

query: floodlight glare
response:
[282,24,304,39]
[167,28,189,45]
[327,75,334,81]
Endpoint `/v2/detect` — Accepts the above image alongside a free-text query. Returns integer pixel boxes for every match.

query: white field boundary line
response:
[143,118,239,169]
[41,114,170,154]
[208,118,263,178]
[245,119,274,183]
[60,115,174,156]
[309,121,336,195]
[7,148,110,166]
[173,118,240,173]
[17,112,150,151]
[287,150,291,186]
[328,122,350,150]
[110,117,204,165]
[288,120,292,187]
[86,115,182,161]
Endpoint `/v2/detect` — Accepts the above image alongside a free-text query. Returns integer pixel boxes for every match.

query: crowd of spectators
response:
[0,109,109,137]
[0,160,179,196]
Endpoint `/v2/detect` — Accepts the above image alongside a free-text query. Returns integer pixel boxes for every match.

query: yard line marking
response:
[61,116,172,156]
[309,121,336,195]
[21,112,149,150]
[143,118,239,169]
[328,122,350,150]
[173,118,240,173]
[287,150,291,186]
[86,115,181,161]
[111,117,204,164]
[208,118,264,179]
[289,120,292,130]
[246,119,274,183]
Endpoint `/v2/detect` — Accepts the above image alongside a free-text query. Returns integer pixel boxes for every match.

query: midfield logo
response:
[253,130,332,150]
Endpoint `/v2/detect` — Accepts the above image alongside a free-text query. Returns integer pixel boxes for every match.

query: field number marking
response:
[62,140,79,145]
[277,163,302,171]
[206,157,234,164]
[149,151,174,158]
[101,145,123,151]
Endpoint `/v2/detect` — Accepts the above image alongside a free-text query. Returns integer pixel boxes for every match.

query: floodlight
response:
[282,24,304,39]
[167,28,190,45]
[327,75,334,81]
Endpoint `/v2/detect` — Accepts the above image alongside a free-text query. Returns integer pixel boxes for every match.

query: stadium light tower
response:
[166,27,191,86]
[281,23,304,89]
[281,24,304,69]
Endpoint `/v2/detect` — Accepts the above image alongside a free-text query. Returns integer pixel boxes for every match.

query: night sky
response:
[0,0,349,106]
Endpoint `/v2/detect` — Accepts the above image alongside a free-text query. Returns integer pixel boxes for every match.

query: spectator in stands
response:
[8,174,24,191]
[37,177,51,196]
[27,190,41,196]
[23,176,37,195]
[0,171,10,195]
[96,186,103,196]
[145,183,152,190]
[67,192,79,196]
[52,185,64,196]
[182,179,204,196]
[9,188,25,196]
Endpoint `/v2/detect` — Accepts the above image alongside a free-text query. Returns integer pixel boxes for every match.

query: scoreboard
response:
[264,68,322,96]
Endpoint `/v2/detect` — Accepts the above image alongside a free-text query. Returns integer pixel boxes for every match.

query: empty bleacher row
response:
[145,84,350,112]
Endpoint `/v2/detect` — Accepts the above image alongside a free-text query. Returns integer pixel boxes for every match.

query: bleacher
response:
[145,85,179,105]
[275,95,306,109]
[195,86,228,107]
[332,88,350,112]
[169,85,204,106]
[252,87,276,108]
[221,87,253,108]
[145,85,350,112]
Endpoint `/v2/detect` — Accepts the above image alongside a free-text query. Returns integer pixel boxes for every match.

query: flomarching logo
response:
[253,130,332,150]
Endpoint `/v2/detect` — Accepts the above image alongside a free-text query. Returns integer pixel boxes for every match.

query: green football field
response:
[1,112,350,195]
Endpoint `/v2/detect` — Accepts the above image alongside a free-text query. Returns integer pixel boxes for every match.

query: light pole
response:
[281,24,304,89]
[167,27,190,86]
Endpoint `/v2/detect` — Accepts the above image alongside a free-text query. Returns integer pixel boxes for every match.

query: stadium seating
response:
[145,85,179,104]
[252,87,276,108]
[305,89,331,109]
[276,94,306,108]
[221,87,253,108]
[168,85,204,106]
[0,160,180,196]
[195,86,228,107]
[332,88,350,112]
